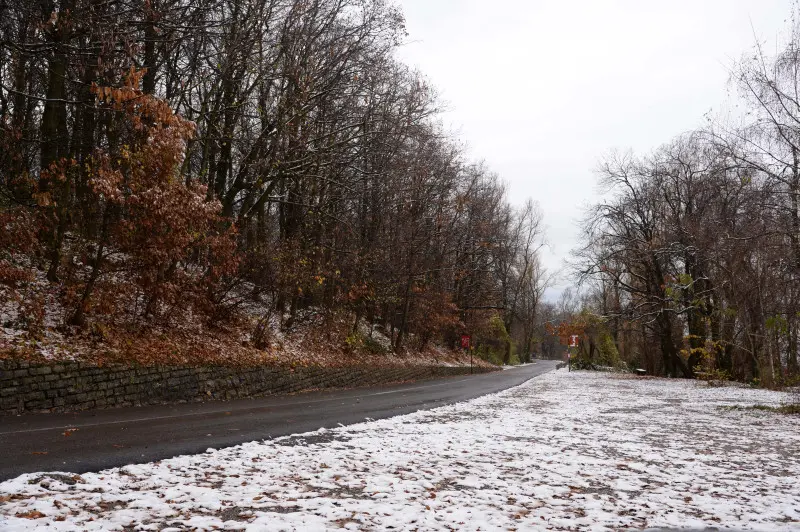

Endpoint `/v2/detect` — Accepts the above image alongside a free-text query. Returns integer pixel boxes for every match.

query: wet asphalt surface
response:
[0,361,558,481]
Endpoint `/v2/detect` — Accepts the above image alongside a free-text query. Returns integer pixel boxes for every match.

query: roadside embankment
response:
[0,360,498,415]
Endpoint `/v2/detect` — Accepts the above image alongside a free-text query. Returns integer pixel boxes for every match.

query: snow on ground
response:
[1,370,799,531]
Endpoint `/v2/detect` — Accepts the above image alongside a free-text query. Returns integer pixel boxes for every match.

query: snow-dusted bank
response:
[1,371,798,531]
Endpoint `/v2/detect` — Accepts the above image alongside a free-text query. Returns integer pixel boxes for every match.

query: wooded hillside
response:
[0,0,548,364]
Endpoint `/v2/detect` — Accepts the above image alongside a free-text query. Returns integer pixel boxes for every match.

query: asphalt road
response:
[0,360,558,481]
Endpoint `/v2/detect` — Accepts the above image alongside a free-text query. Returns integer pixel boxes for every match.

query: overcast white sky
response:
[394,0,793,300]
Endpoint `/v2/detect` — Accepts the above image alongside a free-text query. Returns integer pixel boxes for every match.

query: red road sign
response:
[461,334,471,349]
[569,335,579,347]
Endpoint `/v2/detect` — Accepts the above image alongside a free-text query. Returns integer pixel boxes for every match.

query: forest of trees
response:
[9,0,798,382]
[0,0,549,361]
[570,19,800,385]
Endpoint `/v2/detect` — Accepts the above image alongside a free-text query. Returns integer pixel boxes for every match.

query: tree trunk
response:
[40,0,74,282]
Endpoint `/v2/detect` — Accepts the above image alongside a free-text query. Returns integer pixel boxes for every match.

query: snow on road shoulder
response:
[1,371,799,531]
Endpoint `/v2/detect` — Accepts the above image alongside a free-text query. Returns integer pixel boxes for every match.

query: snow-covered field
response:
[1,370,799,531]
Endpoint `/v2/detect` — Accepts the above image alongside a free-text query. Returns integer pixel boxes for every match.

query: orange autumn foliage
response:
[67,70,238,326]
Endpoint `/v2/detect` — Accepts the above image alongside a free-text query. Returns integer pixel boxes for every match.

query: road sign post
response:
[461,334,472,374]
[568,335,579,372]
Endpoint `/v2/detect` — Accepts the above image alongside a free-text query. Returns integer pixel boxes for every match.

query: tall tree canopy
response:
[0,0,548,360]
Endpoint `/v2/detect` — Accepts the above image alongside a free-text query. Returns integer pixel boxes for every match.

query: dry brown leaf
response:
[16,511,46,519]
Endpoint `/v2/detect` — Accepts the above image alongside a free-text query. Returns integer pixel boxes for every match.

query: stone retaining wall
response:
[0,360,497,415]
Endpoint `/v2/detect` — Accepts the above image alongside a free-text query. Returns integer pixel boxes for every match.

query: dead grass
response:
[609,373,661,381]
[720,404,800,416]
